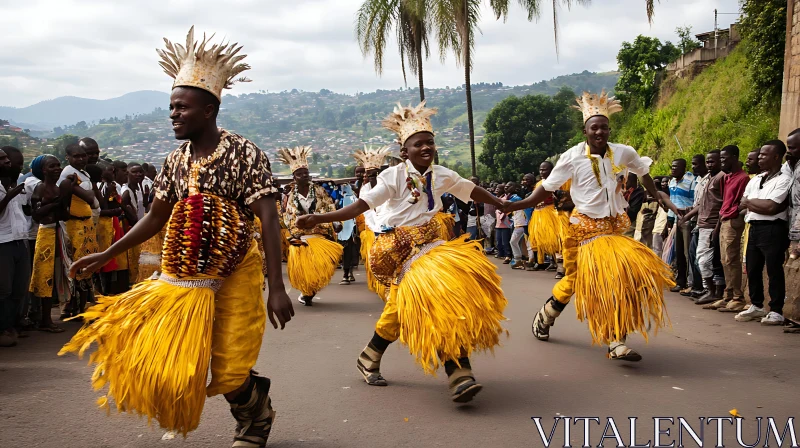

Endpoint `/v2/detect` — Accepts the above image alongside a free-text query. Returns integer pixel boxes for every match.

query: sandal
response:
[38,324,65,334]
[608,343,642,362]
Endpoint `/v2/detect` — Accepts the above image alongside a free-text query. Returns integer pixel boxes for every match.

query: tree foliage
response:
[479,87,581,181]
[615,35,680,108]
[675,26,700,56]
[739,0,787,106]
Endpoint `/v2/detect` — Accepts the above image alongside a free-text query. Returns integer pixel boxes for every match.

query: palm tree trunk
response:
[464,5,476,177]
[417,49,425,102]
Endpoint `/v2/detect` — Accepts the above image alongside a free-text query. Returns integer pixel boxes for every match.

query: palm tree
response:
[356,0,431,102]
[431,0,481,175]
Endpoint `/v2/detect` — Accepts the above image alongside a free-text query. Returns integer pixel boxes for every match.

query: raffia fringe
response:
[433,212,455,241]
[393,235,508,375]
[574,234,675,345]
[58,279,217,436]
[529,206,564,255]
[360,229,388,302]
[287,236,343,296]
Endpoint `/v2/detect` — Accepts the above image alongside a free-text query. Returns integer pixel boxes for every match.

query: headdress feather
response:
[157,26,251,102]
[277,146,312,173]
[353,145,392,170]
[381,100,437,145]
[572,89,623,123]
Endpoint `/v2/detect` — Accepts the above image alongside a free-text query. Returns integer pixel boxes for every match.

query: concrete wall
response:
[779,0,800,140]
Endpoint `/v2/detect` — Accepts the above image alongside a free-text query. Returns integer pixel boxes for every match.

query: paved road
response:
[2,260,799,447]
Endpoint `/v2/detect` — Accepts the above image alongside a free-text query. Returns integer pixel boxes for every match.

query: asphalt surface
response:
[2,259,799,448]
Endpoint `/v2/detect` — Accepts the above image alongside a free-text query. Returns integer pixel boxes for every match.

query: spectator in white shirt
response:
[735,140,793,326]
[0,147,31,347]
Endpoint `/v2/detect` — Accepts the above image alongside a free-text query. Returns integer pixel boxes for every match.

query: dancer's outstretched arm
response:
[297,200,370,229]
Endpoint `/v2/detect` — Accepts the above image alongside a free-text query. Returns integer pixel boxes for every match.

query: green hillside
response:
[5,71,618,176]
[613,45,780,175]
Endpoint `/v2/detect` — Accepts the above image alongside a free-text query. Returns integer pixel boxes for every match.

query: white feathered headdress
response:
[157,26,251,102]
[573,90,623,123]
[276,146,312,173]
[382,101,437,145]
[353,145,391,170]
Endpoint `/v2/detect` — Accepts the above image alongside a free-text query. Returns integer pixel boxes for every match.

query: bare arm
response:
[69,198,173,277]
[470,186,503,208]
[506,185,551,213]
[251,195,294,329]
[296,200,370,229]
[0,183,24,214]
[71,182,97,205]
[31,184,62,223]
[742,198,786,215]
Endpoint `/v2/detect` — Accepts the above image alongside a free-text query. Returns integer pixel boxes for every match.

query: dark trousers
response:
[340,238,360,273]
[673,220,694,288]
[0,240,31,332]
[688,227,703,290]
[746,220,789,314]
[496,227,512,258]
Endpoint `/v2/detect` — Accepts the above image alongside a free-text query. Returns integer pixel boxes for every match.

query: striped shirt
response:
[668,172,697,219]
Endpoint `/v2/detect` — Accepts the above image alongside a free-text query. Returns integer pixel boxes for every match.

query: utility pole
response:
[714,9,718,60]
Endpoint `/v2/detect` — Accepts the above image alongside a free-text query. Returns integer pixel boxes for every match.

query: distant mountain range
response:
[0,91,169,131]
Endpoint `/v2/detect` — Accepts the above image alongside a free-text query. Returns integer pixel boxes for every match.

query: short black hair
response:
[540,161,554,169]
[707,149,721,157]
[127,162,142,169]
[65,143,84,156]
[112,160,128,170]
[0,146,21,157]
[79,137,99,149]
[788,128,800,137]
[692,154,705,161]
[764,139,787,157]
[673,158,687,167]
[721,145,740,158]
[142,163,152,171]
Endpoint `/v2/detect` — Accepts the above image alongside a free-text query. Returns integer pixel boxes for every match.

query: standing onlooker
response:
[667,158,697,293]
[481,198,497,254]
[681,150,726,305]
[0,147,30,347]
[494,183,512,263]
[505,182,528,270]
[652,176,670,257]
[735,141,793,325]
[466,176,481,241]
[786,129,800,258]
[710,146,751,312]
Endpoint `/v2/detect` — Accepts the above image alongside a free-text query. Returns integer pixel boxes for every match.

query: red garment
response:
[719,170,750,219]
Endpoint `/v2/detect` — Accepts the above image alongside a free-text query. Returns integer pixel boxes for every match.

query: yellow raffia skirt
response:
[96,217,114,253]
[570,214,674,345]
[287,235,343,296]
[528,205,565,256]
[359,229,388,301]
[433,212,455,241]
[29,226,57,298]
[59,242,266,436]
[374,232,507,375]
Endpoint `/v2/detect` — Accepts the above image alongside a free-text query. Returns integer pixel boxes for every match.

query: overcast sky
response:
[0,0,740,108]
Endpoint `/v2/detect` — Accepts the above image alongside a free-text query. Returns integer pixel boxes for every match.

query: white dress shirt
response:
[542,142,652,219]
[58,165,99,209]
[121,184,146,221]
[361,160,475,229]
[360,182,384,232]
[24,176,42,240]
[743,170,792,222]
[0,183,29,243]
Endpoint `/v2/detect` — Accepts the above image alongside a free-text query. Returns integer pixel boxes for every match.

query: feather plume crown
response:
[353,145,392,170]
[381,100,437,145]
[156,26,251,102]
[572,89,622,123]
[276,146,312,173]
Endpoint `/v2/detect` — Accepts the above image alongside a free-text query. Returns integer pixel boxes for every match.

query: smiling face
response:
[403,132,436,169]
[504,182,517,195]
[720,149,736,173]
[66,146,88,171]
[43,156,62,182]
[539,162,553,180]
[169,87,218,140]
[660,177,669,191]
[583,116,610,150]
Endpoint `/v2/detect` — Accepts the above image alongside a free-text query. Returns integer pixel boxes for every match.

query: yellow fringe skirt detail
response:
[29,226,57,298]
[360,229,388,301]
[389,236,507,375]
[59,242,266,436]
[287,235,343,296]
[96,216,114,253]
[566,214,674,346]
[433,212,455,241]
[137,227,166,283]
[528,205,564,256]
